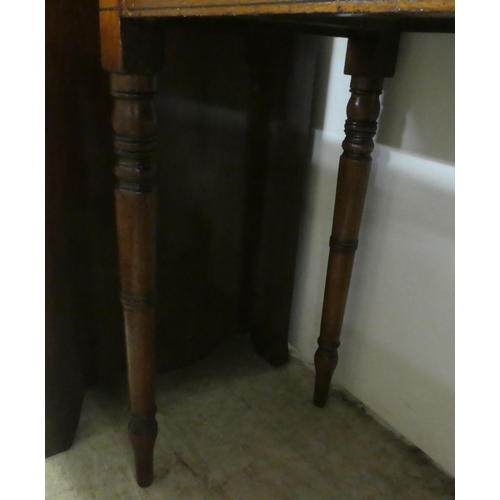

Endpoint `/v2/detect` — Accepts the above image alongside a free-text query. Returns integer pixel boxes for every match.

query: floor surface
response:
[46,335,454,499]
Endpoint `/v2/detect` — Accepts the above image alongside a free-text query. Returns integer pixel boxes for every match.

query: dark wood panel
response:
[46,0,104,457]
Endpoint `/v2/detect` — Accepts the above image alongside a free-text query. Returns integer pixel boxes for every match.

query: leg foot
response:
[129,412,158,487]
[313,340,339,407]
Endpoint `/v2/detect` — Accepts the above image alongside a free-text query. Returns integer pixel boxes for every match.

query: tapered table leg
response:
[313,34,400,407]
[111,73,158,486]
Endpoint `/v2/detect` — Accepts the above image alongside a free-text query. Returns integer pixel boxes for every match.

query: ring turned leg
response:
[313,34,400,407]
[111,73,158,486]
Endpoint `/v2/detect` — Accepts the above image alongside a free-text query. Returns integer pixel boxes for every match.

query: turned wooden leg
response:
[313,33,400,407]
[111,73,158,486]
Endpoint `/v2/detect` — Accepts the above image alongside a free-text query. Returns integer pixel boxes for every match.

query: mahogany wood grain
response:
[313,32,400,407]
[108,0,454,18]
[111,73,159,487]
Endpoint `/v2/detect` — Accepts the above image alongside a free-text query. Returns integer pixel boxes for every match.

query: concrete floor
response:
[46,335,454,499]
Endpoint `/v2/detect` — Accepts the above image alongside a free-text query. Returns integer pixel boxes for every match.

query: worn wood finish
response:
[97,0,454,486]
[111,73,159,487]
[101,8,167,484]
[108,0,454,18]
[313,33,400,407]
[48,3,319,458]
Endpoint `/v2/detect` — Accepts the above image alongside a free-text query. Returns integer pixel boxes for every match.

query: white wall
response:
[289,33,455,475]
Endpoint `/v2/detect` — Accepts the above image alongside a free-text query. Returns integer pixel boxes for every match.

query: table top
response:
[100,0,454,18]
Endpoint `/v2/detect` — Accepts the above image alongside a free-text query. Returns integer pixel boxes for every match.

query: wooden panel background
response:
[46,1,319,455]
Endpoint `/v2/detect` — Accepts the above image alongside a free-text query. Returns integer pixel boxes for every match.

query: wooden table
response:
[99,0,455,487]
